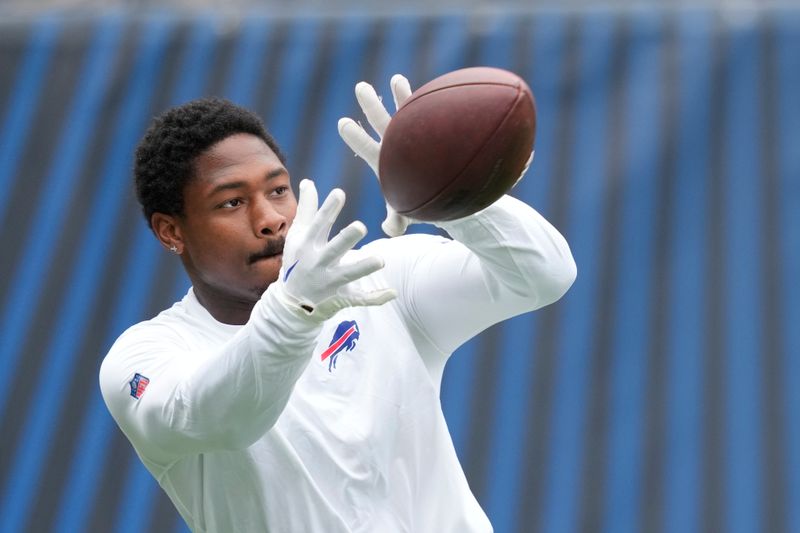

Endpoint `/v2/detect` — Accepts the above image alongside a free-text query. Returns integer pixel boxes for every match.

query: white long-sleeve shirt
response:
[99,195,576,533]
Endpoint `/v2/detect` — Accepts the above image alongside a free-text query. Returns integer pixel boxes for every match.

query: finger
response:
[311,188,346,243]
[338,118,381,175]
[349,288,397,307]
[333,254,386,284]
[355,81,392,136]
[293,179,318,227]
[390,74,413,110]
[320,220,367,264]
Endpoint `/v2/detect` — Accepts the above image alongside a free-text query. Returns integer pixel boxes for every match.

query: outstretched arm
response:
[339,75,576,369]
[100,181,396,465]
[400,194,575,358]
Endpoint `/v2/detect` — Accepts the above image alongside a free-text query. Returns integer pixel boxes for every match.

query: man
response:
[100,74,576,532]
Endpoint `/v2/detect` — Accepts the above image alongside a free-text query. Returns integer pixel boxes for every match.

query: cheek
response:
[280,193,298,222]
[189,216,244,243]
[185,220,246,265]
[281,205,297,228]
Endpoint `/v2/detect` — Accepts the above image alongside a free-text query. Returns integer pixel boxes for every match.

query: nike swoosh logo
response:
[283,259,299,282]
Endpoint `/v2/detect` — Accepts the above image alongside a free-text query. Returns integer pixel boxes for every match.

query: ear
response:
[151,212,184,254]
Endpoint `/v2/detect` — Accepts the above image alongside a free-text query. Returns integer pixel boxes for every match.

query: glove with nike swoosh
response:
[271,179,396,322]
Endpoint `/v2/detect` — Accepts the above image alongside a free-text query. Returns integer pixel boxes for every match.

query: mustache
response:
[248,236,286,264]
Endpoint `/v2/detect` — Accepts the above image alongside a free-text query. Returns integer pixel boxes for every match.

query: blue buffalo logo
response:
[319,320,360,372]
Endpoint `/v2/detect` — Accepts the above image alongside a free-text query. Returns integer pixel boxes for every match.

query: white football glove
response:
[272,179,396,321]
[338,74,414,237]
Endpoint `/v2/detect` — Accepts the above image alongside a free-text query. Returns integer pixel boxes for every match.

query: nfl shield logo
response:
[129,373,150,399]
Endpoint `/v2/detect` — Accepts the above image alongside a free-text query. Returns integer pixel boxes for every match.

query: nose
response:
[251,197,287,237]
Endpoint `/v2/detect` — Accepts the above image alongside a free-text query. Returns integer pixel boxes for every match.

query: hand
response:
[273,179,396,321]
[338,74,415,237]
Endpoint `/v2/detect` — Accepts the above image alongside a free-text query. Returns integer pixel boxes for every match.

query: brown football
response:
[378,66,537,221]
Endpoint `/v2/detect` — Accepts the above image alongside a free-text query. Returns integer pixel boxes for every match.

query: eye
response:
[219,198,243,208]
[271,186,290,197]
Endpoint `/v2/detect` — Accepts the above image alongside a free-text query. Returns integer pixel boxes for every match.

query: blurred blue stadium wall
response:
[0,4,799,532]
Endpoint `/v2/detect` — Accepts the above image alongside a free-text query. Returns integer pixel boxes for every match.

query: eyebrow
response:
[207,167,287,197]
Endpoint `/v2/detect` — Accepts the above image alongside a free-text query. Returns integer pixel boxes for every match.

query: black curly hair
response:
[134,97,287,229]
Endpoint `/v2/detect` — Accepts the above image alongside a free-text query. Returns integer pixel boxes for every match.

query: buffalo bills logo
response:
[320,320,360,372]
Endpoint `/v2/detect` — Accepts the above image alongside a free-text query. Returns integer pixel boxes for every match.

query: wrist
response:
[259,283,326,329]
[267,282,334,324]
[434,195,512,231]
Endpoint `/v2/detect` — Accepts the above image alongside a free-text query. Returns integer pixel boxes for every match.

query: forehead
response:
[193,133,285,185]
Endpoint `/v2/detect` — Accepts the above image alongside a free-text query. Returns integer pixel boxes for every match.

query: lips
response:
[253,252,282,263]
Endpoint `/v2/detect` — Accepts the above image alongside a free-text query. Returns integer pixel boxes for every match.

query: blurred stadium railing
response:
[0,3,798,533]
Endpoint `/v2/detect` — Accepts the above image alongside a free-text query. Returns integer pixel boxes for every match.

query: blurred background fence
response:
[0,2,798,532]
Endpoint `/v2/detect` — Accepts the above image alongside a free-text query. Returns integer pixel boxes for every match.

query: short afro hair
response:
[134,97,286,228]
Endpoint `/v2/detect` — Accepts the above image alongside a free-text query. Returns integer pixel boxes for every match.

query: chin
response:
[253,281,274,297]
[242,252,282,298]
[251,271,280,298]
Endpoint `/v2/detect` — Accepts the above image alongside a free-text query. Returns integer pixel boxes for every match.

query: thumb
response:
[350,288,398,308]
[381,206,410,237]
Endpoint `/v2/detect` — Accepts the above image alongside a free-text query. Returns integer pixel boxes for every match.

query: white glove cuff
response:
[265,282,325,324]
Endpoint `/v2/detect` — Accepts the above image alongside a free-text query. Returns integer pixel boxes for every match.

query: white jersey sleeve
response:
[99,288,321,466]
[375,194,576,375]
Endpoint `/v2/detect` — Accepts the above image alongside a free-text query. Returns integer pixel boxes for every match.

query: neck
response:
[192,283,257,326]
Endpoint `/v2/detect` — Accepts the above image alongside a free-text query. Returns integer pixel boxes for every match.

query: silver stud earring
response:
[169,245,178,253]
